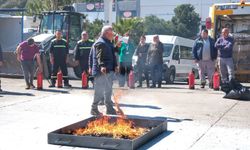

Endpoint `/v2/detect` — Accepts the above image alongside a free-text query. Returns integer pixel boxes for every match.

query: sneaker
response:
[158,84,162,88]
[137,85,142,88]
[49,84,55,88]
[30,84,35,89]
[106,107,117,115]
[150,85,156,88]
[0,88,2,92]
[25,85,30,90]
[90,108,102,116]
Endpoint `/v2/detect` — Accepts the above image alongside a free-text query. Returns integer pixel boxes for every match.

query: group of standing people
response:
[135,35,164,88]
[193,28,235,88]
[0,25,236,115]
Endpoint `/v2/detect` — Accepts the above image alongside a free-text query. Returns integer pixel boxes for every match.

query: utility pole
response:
[104,0,113,25]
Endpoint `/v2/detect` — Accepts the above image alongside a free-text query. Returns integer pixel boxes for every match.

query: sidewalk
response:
[0,78,250,150]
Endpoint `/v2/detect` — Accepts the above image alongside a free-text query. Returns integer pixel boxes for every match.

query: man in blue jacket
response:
[90,25,118,116]
[193,29,217,88]
[215,28,235,83]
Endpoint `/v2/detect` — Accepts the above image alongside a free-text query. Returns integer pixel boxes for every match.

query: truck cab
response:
[33,10,85,78]
[207,2,250,82]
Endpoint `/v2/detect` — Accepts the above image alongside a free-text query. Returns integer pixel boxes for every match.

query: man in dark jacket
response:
[90,25,118,116]
[74,31,94,87]
[135,35,149,87]
[147,35,164,88]
[192,29,217,88]
[0,44,3,91]
[215,28,235,83]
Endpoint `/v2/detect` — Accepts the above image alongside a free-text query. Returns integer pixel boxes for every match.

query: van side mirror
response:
[33,15,37,23]
[173,53,180,60]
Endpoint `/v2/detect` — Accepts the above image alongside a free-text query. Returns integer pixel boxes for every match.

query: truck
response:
[206,2,250,82]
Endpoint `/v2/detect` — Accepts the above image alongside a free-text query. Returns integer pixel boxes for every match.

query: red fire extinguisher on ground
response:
[128,70,135,89]
[82,71,88,89]
[188,70,195,89]
[57,71,63,88]
[213,70,220,91]
[37,72,43,90]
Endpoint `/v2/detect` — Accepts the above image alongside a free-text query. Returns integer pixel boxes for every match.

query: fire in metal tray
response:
[71,116,150,140]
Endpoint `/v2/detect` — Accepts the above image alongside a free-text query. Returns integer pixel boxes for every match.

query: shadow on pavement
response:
[138,131,173,150]
[0,91,34,96]
[36,88,69,94]
[119,103,162,110]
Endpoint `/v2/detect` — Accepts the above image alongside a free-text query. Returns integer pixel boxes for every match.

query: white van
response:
[132,35,198,83]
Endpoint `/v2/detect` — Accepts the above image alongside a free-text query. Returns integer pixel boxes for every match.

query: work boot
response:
[90,108,102,116]
[64,83,72,88]
[106,106,117,115]
[49,84,55,88]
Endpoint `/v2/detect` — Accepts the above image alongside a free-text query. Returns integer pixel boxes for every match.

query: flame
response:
[113,89,125,117]
[72,90,148,139]
[73,116,149,139]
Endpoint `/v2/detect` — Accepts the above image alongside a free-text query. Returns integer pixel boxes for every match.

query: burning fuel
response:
[71,90,150,140]
[72,116,149,139]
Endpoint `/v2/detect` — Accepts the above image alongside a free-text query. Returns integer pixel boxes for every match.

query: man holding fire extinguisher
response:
[49,30,72,88]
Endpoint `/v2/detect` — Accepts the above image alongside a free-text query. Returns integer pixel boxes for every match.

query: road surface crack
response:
[188,101,239,149]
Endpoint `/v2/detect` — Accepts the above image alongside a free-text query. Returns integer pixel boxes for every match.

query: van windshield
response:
[163,44,173,57]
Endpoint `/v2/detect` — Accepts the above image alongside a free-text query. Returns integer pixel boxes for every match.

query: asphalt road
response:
[0,78,250,150]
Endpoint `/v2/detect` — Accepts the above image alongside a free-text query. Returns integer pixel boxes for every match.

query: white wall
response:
[140,0,233,21]
[0,17,22,51]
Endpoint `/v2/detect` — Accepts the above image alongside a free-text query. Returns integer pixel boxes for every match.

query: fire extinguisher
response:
[57,71,63,88]
[82,71,88,89]
[213,70,220,91]
[188,70,195,89]
[37,72,43,90]
[128,70,135,89]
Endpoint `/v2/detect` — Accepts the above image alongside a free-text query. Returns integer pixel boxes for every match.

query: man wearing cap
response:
[16,38,40,89]
[74,31,94,87]
[49,30,72,88]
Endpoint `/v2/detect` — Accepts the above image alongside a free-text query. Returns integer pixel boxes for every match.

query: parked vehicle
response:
[206,2,250,82]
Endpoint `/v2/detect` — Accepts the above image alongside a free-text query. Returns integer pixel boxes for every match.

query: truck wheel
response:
[167,70,175,84]
[73,65,82,79]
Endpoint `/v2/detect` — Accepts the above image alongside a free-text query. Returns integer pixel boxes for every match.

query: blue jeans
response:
[150,64,162,86]
[21,60,35,86]
[92,72,114,109]
[219,57,235,83]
